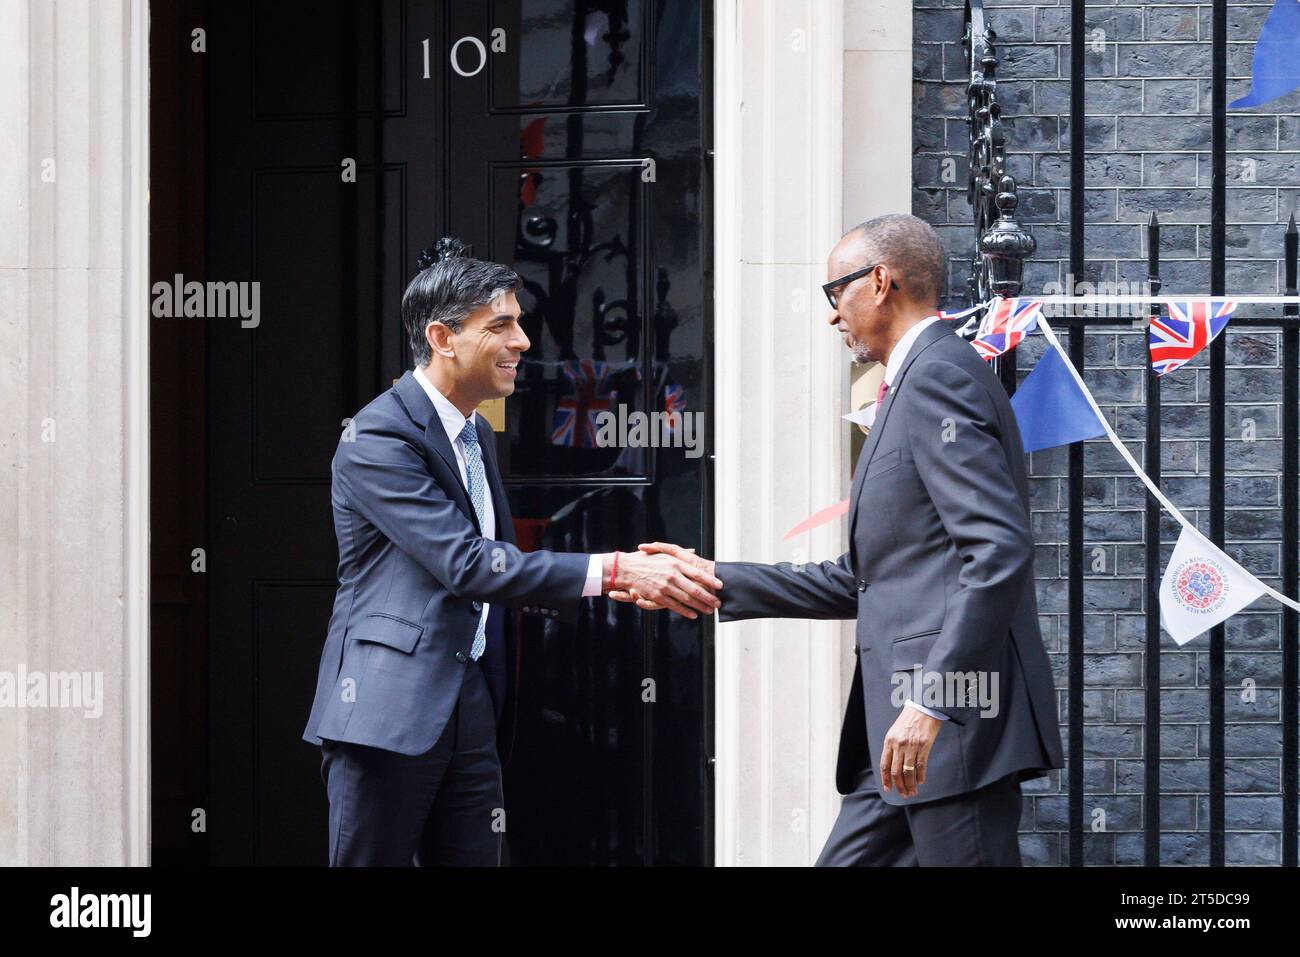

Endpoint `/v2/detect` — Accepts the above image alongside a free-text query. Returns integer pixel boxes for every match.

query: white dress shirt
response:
[412,368,604,638]
[878,317,950,724]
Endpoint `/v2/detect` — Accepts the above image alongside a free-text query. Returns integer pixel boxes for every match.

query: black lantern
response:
[978,175,1036,299]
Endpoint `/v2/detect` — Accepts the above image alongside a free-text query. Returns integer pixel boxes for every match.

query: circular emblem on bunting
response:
[1172,558,1228,615]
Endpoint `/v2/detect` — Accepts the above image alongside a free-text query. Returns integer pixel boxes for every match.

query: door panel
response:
[489,0,649,111]
[206,0,434,865]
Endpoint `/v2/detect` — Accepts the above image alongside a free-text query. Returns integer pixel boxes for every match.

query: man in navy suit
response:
[302,238,721,866]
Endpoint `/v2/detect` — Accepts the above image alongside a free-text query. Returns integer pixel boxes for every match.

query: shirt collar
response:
[413,365,477,447]
[883,315,942,386]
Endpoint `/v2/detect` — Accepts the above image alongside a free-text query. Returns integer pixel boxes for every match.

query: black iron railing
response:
[961,0,1300,867]
[962,0,1035,307]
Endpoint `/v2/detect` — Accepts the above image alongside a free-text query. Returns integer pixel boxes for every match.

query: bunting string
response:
[789,297,1300,634]
[1034,316,1300,616]
[954,295,1300,308]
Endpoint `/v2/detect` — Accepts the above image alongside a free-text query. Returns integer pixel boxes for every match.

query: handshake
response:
[601,542,721,619]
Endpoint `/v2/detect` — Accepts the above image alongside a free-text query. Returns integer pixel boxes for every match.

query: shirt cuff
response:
[906,699,949,721]
[581,554,605,598]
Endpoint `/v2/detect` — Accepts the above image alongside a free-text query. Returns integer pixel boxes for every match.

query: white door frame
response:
[710,0,850,867]
[125,0,152,866]
[710,0,914,866]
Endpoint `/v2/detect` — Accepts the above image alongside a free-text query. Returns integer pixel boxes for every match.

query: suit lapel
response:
[393,370,479,531]
[846,395,891,545]
[847,321,956,537]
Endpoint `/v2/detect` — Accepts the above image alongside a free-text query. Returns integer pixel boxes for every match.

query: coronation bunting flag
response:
[971,298,1043,360]
[1159,525,1267,646]
[1148,299,1237,376]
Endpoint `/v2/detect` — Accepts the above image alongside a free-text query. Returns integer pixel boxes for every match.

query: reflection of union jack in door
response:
[662,382,687,436]
[551,359,617,448]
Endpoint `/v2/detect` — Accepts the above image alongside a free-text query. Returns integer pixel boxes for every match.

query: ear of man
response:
[427,320,457,359]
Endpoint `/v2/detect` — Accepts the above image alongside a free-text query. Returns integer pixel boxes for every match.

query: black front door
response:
[204,0,712,865]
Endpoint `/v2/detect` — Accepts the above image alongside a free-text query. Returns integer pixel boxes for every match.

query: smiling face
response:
[426,290,530,407]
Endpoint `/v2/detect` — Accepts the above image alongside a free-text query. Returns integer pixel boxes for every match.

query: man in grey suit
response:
[620,215,1063,865]
[302,238,721,866]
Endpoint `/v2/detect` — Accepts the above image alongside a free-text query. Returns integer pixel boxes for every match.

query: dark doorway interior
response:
[149,0,208,867]
[151,0,713,865]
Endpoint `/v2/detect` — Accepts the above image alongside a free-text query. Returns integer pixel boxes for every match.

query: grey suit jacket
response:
[716,321,1064,804]
[302,371,589,757]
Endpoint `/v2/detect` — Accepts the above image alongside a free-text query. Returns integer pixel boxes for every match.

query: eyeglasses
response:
[822,263,900,309]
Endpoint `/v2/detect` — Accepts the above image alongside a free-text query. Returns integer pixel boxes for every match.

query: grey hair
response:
[401,237,520,366]
[845,214,948,307]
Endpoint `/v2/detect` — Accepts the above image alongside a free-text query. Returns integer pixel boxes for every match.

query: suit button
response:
[455,651,469,663]
[852,644,860,654]
[857,579,868,592]
[472,601,483,612]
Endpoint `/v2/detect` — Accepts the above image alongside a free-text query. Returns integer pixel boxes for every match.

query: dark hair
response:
[847,214,948,308]
[402,237,520,366]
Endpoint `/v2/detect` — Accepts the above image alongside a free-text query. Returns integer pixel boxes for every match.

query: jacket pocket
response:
[890,627,941,673]
[348,613,424,654]
[865,447,902,479]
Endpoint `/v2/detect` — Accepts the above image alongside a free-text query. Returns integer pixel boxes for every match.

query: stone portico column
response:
[0,0,150,865]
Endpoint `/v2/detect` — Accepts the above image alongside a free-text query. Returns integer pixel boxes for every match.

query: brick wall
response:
[914,0,1296,865]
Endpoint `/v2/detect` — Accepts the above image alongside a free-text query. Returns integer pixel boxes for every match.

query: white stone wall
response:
[845,0,914,228]
[0,0,149,865]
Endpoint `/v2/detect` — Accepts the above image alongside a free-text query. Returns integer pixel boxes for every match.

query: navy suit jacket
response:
[716,321,1065,804]
[302,371,589,758]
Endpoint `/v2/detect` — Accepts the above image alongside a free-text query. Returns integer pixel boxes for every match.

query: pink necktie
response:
[876,379,889,410]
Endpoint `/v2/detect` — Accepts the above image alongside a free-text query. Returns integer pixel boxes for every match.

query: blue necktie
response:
[458,419,489,661]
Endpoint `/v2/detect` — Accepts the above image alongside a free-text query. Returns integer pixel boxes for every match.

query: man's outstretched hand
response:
[603,546,722,619]
[608,542,718,615]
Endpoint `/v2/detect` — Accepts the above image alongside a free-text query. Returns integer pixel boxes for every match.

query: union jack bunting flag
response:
[971,298,1043,360]
[551,358,618,447]
[938,302,987,322]
[1148,299,1238,376]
